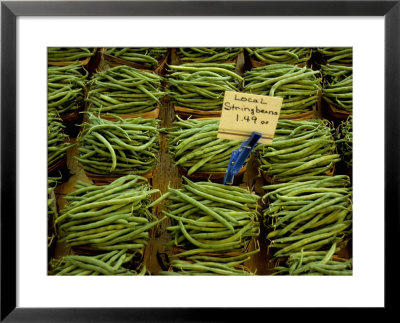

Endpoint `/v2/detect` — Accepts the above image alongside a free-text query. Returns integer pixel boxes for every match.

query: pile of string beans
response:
[166,63,243,111]
[105,48,168,67]
[48,176,60,249]
[336,115,353,168]
[262,175,352,259]
[320,64,352,85]
[245,47,312,65]
[86,65,165,115]
[255,119,340,183]
[322,74,353,112]
[48,47,95,62]
[272,243,352,275]
[151,176,261,260]
[55,175,165,253]
[160,258,254,275]
[243,64,321,117]
[48,64,88,114]
[317,47,353,65]
[167,117,244,175]
[48,113,75,169]
[76,113,160,175]
[49,249,147,276]
[176,48,242,63]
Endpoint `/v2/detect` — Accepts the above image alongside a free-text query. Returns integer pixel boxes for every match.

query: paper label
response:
[217,91,283,144]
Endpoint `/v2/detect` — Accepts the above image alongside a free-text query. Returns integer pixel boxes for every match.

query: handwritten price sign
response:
[217,91,283,144]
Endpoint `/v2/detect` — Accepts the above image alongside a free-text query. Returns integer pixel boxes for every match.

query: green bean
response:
[167,117,244,174]
[49,249,145,276]
[48,113,75,168]
[165,259,252,275]
[255,119,339,182]
[336,115,352,167]
[169,189,234,232]
[244,64,320,116]
[47,63,88,114]
[162,179,260,265]
[57,175,162,253]
[87,65,165,115]
[177,48,242,63]
[322,74,352,112]
[167,63,242,111]
[263,175,352,259]
[270,223,348,245]
[246,48,312,65]
[92,243,145,251]
[317,47,353,65]
[105,48,167,67]
[77,113,160,175]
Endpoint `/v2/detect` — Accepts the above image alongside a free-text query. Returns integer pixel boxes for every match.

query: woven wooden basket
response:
[328,103,352,120]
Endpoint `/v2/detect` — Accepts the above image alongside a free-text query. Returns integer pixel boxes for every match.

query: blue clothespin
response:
[223,131,262,185]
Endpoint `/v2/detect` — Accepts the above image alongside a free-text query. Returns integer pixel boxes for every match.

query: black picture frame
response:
[1,0,398,321]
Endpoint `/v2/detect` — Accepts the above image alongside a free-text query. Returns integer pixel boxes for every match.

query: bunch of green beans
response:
[48,113,75,169]
[76,113,160,175]
[176,48,242,63]
[272,243,352,275]
[87,65,165,115]
[151,176,261,257]
[255,119,340,183]
[55,174,165,252]
[320,64,353,84]
[48,47,95,62]
[162,245,260,275]
[245,48,312,65]
[336,115,353,168]
[49,249,147,276]
[160,258,254,275]
[48,176,60,248]
[262,175,352,259]
[243,64,321,116]
[48,64,88,114]
[105,48,168,67]
[48,177,59,219]
[317,47,353,65]
[322,74,352,112]
[166,63,243,111]
[166,117,243,175]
